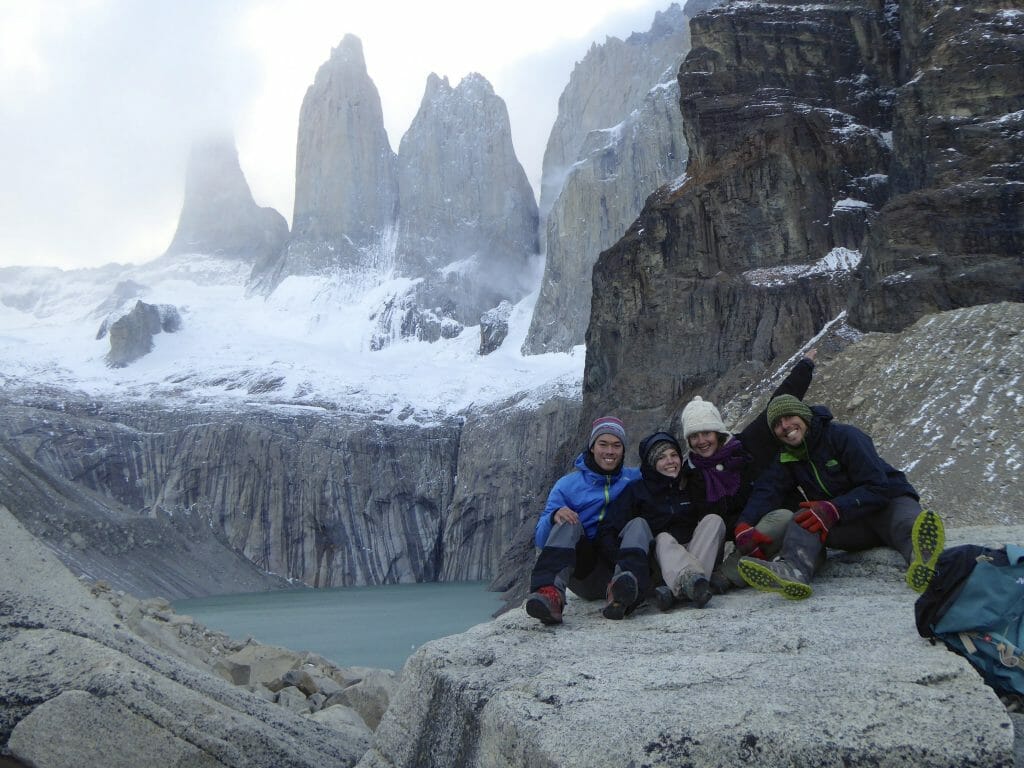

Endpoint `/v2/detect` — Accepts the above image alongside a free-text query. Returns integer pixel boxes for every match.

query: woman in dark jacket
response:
[679,350,817,587]
[597,432,725,617]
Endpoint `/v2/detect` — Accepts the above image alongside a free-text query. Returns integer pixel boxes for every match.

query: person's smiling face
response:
[654,447,681,478]
[591,435,624,470]
[687,430,720,458]
[773,415,808,447]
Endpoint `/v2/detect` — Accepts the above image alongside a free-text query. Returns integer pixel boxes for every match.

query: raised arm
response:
[737,350,817,473]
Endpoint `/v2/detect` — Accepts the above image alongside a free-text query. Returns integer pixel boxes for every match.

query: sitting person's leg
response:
[738,521,822,600]
[655,530,711,607]
[602,518,653,619]
[686,514,726,575]
[527,522,585,624]
[721,508,793,587]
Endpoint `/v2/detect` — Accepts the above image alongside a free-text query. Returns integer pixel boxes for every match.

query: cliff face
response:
[276,34,399,278]
[523,4,692,354]
[394,74,538,327]
[849,0,1024,330]
[583,0,1023,437]
[0,383,580,597]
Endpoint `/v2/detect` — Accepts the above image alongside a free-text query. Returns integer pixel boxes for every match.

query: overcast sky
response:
[0,0,672,271]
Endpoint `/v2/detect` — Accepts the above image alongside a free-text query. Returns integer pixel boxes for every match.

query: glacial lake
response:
[174,581,504,672]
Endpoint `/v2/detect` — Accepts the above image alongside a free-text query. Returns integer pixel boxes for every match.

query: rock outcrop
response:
[361,526,1024,768]
[583,0,1023,435]
[495,302,1024,611]
[252,35,399,288]
[523,3,691,354]
[103,299,182,367]
[0,505,369,768]
[394,73,539,327]
[848,0,1024,331]
[165,138,289,264]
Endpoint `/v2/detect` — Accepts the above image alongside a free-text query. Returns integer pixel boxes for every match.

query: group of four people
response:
[525,350,945,625]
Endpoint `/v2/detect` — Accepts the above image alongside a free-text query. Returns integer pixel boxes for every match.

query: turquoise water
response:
[174,581,503,672]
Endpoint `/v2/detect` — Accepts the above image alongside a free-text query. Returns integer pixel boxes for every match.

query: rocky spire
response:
[392,72,538,326]
[292,34,397,245]
[250,34,398,290]
[164,138,287,263]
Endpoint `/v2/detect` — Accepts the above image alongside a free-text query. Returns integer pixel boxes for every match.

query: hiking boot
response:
[674,569,712,609]
[709,570,731,596]
[654,585,676,612]
[907,507,945,593]
[737,557,813,601]
[602,571,639,620]
[525,585,564,625]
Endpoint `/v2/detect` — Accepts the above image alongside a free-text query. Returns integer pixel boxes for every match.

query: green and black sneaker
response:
[907,507,945,593]
[737,557,813,601]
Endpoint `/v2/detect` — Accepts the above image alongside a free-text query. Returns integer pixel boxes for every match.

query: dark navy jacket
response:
[739,405,919,526]
[597,462,699,562]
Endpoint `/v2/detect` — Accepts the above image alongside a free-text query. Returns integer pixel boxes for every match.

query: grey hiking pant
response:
[782,494,923,580]
[720,508,793,587]
[530,521,613,601]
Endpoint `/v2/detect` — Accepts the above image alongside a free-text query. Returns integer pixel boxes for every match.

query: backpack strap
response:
[1007,544,1024,565]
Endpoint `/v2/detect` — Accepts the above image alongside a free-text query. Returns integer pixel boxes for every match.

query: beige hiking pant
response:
[655,514,725,597]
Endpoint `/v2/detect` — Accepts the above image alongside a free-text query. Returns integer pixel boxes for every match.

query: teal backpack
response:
[915,544,1024,698]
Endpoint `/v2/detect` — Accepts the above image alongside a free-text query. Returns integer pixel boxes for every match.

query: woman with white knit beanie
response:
[679,349,817,589]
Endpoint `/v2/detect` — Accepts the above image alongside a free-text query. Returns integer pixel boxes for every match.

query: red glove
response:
[734,522,772,559]
[795,500,840,541]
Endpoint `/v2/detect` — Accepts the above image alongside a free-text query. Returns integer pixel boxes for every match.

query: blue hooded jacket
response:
[534,452,640,547]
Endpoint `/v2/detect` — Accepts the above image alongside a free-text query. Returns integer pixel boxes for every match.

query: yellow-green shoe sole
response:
[907,507,945,593]
[737,559,812,601]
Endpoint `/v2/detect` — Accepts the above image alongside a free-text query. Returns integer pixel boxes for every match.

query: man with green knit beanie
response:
[735,394,944,600]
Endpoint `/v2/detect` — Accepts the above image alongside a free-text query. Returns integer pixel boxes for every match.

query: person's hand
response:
[552,506,579,525]
[795,500,839,541]
[804,347,818,362]
[734,522,772,559]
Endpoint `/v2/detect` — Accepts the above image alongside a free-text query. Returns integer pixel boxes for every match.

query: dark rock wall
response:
[583,0,1024,441]
[850,0,1024,330]
[0,390,575,597]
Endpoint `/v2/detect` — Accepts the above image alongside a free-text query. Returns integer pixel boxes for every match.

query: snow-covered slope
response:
[0,253,583,424]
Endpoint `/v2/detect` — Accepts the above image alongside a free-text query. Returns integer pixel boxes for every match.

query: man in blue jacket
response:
[525,416,641,625]
[736,395,944,600]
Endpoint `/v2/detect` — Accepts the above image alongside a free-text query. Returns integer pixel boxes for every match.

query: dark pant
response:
[530,522,612,600]
[782,495,922,580]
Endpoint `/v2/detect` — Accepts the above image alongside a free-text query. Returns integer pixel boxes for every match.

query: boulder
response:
[328,668,399,730]
[479,301,512,355]
[359,527,1023,767]
[104,300,181,366]
[0,504,366,767]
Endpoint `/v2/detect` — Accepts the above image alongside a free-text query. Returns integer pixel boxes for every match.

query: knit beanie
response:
[589,416,627,448]
[766,394,813,429]
[680,396,729,440]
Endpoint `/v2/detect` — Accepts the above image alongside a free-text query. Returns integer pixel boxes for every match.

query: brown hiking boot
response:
[525,585,564,625]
